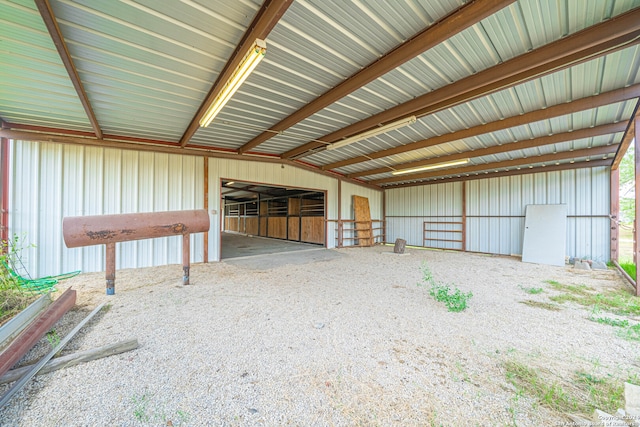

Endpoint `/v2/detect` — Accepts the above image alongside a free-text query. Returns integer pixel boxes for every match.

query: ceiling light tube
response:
[326,116,417,150]
[391,158,470,175]
[199,39,267,128]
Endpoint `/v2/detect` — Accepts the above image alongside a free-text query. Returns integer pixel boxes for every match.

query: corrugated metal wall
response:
[9,140,204,277]
[386,166,612,261]
[385,182,463,250]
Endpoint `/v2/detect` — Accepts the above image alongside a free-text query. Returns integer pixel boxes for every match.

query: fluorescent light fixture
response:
[199,39,267,127]
[326,116,417,151]
[226,181,235,186]
[391,158,470,175]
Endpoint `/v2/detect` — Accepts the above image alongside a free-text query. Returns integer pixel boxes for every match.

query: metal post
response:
[105,242,116,295]
[635,117,640,295]
[610,167,620,263]
[182,234,190,285]
[462,180,467,251]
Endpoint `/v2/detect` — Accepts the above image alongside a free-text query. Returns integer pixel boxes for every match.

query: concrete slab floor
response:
[221,232,322,259]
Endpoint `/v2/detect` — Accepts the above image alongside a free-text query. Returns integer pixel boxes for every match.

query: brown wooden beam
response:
[385,159,611,188]
[348,122,627,178]
[0,288,76,377]
[611,101,640,170]
[34,0,102,139]
[283,8,640,160]
[370,145,618,185]
[237,0,515,154]
[180,0,293,148]
[323,83,640,171]
[0,129,382,192]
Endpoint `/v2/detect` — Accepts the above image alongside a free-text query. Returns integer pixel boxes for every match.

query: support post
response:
[0,138,9,247]
[635,117,640,295]
[105,242,115,295]
[610,167,620,263]
[462,180,467,251]
[182,234,190,285]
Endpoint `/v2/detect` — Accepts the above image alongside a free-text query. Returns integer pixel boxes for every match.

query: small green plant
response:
[420,262,472,312]
[429,282,473,312]
[618,259,636,281]
[46,329,61,349]
[589,316,629,328]
[617,323,640,342]
[0,234,38,324]
[131,393,150,422]
[519,285,544,294]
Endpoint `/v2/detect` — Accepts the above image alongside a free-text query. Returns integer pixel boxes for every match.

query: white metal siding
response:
[385,182,463,249]
[386,166,611,261]
[9,140,204,277]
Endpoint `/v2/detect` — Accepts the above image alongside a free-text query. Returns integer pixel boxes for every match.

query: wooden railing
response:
[331,219,384,248]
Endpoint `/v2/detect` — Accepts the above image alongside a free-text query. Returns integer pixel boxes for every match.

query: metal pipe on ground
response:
[62,210,210,294]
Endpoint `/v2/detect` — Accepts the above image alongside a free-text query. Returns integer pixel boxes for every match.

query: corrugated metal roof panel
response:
[47,0,260,141]
[0,0,92,131]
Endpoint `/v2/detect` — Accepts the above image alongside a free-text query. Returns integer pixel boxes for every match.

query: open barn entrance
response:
[220,180,326,259]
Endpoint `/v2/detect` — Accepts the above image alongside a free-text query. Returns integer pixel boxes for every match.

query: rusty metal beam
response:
[635,115,640,295]
[0,288,76,377]
[0,129,382,192]
[283,8,640,160]
[179,0,293,148]
[611,101,640,170]
[34,0,102,139]
[237,0,515,154]
[323,83,640,171]
[370,145,618,185]
[384,159,611,188]
[348,122,627,178]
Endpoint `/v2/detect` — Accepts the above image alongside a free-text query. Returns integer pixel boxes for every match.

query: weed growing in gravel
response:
[504,361,637,417]
[617,324,640,341]
[518,285,544,294]
[46,329,61,353]
[519,300,561,311]
[545,281,640,316]
[420,263,472,312]
[589,316,629,328]
[131,393,150,422]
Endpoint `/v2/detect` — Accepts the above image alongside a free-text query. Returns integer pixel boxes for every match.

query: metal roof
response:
[1,0,640,188]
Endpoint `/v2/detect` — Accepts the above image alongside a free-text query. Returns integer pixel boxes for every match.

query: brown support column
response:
[105,242,116,295]
[635,118,640,295]
[203,157,208,263]
[183,234,190,285]
[337,178,342,248]
[0,138,9,247]
[462,180,467,251]
[610,168,620,263]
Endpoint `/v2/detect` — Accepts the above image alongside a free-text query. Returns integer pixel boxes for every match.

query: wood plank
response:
[288,217,300,241]
[288,198,300,215]
[245,217,259,235]
[301,217,324,244]
[259,218,267,237]
[353,196,373,246]
[268,217,287,239]
[0,339,138,385]
[0,288,76,378]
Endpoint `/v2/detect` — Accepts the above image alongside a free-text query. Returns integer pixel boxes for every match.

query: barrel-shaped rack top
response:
[63,209,210,248]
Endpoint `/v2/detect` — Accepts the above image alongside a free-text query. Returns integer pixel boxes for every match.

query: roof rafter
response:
[322,83,640,171]
[386,159,611,188]
[611,101,640,170]
[371,145,618,185]
[34,0,102,139]
[179,0,293,148]
[236,0,515,154]
[282,7,640,160]
[349,122,627,178]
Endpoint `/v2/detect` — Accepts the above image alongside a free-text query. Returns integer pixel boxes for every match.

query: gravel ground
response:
[0,246,638,426]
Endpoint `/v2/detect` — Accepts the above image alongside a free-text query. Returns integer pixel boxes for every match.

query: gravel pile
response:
[0,246,636,426]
